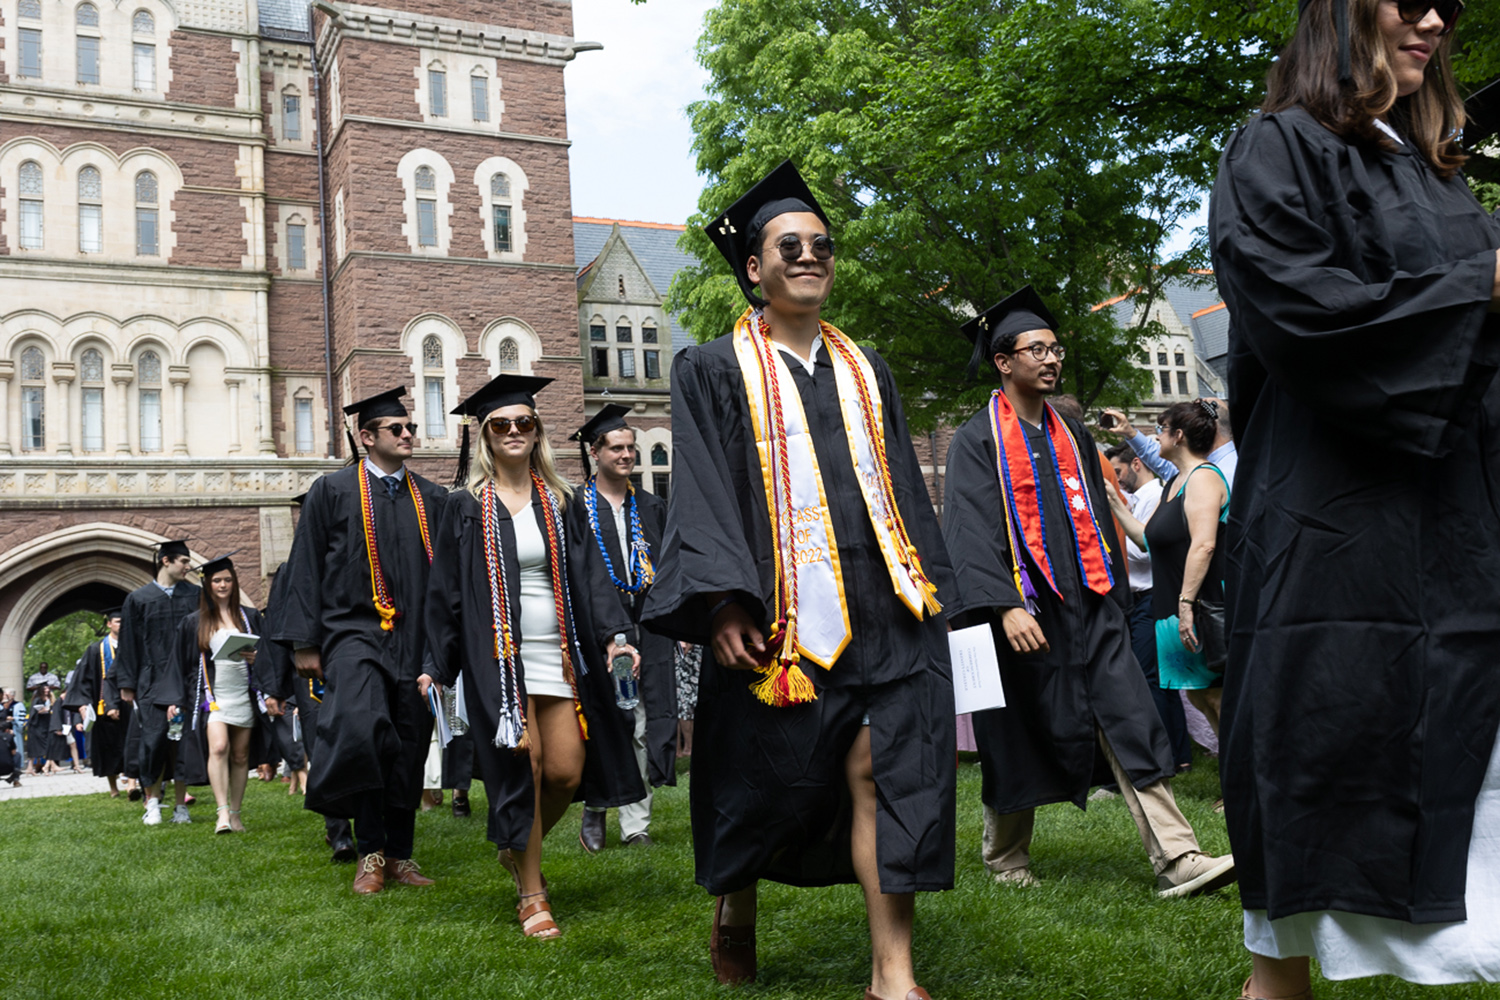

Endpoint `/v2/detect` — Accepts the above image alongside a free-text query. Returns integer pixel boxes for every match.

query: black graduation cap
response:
[101,606,122,620]
[197,550,241,578]
[960,285,1060,379]
[1464,79,1500,151]
[705,159,832,307]
[341,386,409,460]
[448,374,555,488]
[569,404,632,474]
[157,538,191,561]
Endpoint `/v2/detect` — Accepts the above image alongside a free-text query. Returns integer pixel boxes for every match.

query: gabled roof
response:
[1094,275,1228,362]
[259,0,311,39]
[577,223,662,304]
[575,218,696,353]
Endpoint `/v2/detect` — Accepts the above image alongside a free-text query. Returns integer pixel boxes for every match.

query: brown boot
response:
[709,896,756,985]
[353,851,386,894]
[388,858,434,886]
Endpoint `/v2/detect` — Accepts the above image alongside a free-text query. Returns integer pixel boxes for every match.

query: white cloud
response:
[565,0,715,225]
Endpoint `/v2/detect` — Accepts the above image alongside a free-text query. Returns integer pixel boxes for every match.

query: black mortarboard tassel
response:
[197,551,241,579]
[959,285,1060,379]
[569,403,632,474]
[1300,0,1352,84]
[705,160,832,307]
[449,374,555,487]
[1464,79,1500,150]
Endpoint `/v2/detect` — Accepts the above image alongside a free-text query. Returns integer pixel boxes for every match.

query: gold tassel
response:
[515,725,531,754]
[575,701,589,740]
[749,662,818,707]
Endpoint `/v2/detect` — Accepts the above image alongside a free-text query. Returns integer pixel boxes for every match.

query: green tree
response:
[25,611,106,677]
[670,0,1499,424]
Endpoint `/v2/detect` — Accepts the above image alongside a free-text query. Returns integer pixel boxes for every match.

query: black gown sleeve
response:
[72,646,101,711]
[157,613,198,710]
[941,417,1026,622]
[423,491,467,689]
[270,476,333,649]
[115,593,144,693]
[253,572,294,700]
[1210,111,1500,457]
[642,347,767,641]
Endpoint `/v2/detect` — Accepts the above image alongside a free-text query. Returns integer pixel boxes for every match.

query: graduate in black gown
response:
[570,404,677,853]
[942,288,1234,899]
[421,374,643,939]
[270,388,445,893]
[117,538,203,826]
[64,608,131,794]
[642,162,956,1000]
[256,495,356,861]
[1210,1,1500,993]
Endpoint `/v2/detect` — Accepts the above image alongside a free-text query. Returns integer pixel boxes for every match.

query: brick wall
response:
[491,61,569,140]
[0,123,240,188]
[393,0,573,38]
[337,38,423,123]
[167,31,241,109]
[168,190,250,269]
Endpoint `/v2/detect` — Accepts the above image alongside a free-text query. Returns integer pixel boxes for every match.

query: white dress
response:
[206,628,256,728]
[514,508,571,699]
[1244,732,1500,983]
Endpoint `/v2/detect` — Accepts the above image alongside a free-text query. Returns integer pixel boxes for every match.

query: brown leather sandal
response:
[1238,978,1313,1000]
[518,891,560,939]
[498,849,547,898]
[710,895,756,985]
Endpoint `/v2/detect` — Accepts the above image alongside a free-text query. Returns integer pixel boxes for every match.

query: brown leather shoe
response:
[353,851,385,894]
[1238,978,1312,1000]
[864,989,932,1000]
[709,895,756,985]
[580,809,606,854]
[388,858,434,886]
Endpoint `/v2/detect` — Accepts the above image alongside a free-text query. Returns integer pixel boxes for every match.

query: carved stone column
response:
[169,365,190,455]
[0,360,13,456]
[51,362,76,455]
[111,365,134,455]
[225,377,243,453]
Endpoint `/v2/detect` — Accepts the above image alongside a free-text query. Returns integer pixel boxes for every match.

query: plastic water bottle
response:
[443,687,469,737]
[612,632,639,711]
[167,710,183,742]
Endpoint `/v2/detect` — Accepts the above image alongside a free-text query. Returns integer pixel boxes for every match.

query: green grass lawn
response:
[4,755,1497,1000]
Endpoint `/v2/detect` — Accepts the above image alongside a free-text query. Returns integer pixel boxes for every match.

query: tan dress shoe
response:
[388,858,434,886]
[353,851,385,894]
[709,896,756,984]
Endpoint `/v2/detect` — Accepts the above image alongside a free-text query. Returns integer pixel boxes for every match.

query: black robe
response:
[116,579,202,786]
[1210,107,1500,923]
[160,608,268,736]
[269,463,446,819]
[943,408,1173,813]
[643,334,958,894]
[424,484,644,851]
[64,637,131,776]
[567,483,678,789]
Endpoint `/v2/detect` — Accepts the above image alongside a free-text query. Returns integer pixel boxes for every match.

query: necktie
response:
[382,476,400,498]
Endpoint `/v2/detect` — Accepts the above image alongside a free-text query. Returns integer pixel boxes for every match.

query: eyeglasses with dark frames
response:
[1396,0,1464,35]
[770,235,836,262]
[377,422,418,437]
[1009,342,1067,361]
[486,414,538,435]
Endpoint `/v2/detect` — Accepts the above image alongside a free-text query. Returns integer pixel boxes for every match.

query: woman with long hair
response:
[165,555,267,834]
[1210,0,1500,995]
[1107,400,1230,736]
[422,374,644,939]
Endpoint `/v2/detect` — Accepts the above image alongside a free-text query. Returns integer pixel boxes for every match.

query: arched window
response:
[19,161,44,250]
[76,3,101,85]
[497,337,520,373]
[138,350,162,452]
[490,173,512,253]
[651,444,667,466]
[421,335,445,438]
[135,171,159,256]
[80,348,105,451]
[281,86,302,142]
[470,70,490,122]
[641,320,658,344]
[20,346,45,451]
[20,0,41,17]
[132,12,156,90]
[78,166,103,253]
[285,213,308,271]
[427,61,447,118]
[414,166,437,247]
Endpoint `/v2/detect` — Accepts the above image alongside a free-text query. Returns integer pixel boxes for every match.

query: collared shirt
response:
[153,580,176,597]
[776,333,824,376]
[364,458,408,483]
[607,492,633,586]
[1124,478,1162,593]
[1125,431,1237,486]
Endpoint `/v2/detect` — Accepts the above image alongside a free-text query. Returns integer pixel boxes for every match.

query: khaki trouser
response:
[586,701,652,839]
[983,726,1199,876]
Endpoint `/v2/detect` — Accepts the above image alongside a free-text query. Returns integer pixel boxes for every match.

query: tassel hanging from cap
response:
[345,427,360,462]
[451,420,471,490]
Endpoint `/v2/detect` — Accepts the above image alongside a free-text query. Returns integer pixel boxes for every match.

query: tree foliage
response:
[25,611,105,677]
[669,0,1500,426]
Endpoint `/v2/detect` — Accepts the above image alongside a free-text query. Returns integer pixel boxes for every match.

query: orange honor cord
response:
[531,468,589,741]
[358,465,434,632]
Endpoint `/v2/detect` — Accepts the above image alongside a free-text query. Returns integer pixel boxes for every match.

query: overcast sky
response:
[565,0,716,226]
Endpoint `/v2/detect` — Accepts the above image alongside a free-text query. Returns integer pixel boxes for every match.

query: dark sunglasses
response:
[1397,0,1464,35]
[486,414,537,435]
[771,235,836,262]
[377,422,418,437]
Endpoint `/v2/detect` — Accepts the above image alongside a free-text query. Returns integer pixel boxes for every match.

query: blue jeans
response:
[1129,590,1192,769]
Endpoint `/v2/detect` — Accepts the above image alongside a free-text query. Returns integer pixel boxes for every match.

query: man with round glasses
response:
[271,386,447,894]
[941,286,1236,898]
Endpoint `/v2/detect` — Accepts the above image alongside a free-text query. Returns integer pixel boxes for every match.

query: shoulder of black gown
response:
[942,406,1025,620]
[563,487,633,648]
[636,488,668,545]
[158,611,200,708]
[267,468,342,649]
[425,485,479,688]
[114,582,154,692]
[1211,108,1500,457]
[641,338,766,642]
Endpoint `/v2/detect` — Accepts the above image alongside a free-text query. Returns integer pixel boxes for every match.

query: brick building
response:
[0,0,597,687]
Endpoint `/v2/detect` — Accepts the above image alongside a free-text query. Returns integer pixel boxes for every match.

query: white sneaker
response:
[143,797,162,826]
[171,803,192,824]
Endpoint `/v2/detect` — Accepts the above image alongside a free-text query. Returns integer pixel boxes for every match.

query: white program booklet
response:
[949,623,1006,715]
[210,631,259,662]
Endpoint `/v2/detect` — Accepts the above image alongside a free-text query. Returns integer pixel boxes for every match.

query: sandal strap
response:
[517,898,559,937]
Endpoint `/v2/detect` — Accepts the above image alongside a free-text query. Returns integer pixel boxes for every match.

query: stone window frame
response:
[18,21,43,80]
[397,150,455,257]
[644,349,661,380]
[135,345,164,452]
[78,343,107,452]
[135,169,159,256]
[281,86,303,143]
[496,338,520,374]
[284,379,325,457]
[401,314,463,444]
[420,334,446,439]
[636,426,672,499]
[77,164,103,253]
[480,317,542,378]
[19,342,48,452]
[470,68,490,122]
[333,188,347,262]
[426,60,448,118]
[414,49,502,132]
[76,3,101,86]
[472,156,528,262]
[615,317,633,344]
[641,320,658,344]
[18,160,44,250]
[274,204,319,277]
[588,314,607,343]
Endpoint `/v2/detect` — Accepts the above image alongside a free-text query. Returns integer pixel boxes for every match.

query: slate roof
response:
[1097,274,1229,364]
[260,0,311,40]
[574,219,698,353]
